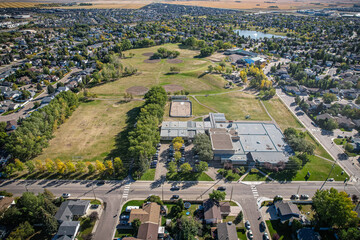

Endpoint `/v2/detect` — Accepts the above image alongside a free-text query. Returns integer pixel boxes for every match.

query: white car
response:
[248,230,253,239]
[62,193,71,198]
[263,232,269,240]
[245,220,251,230]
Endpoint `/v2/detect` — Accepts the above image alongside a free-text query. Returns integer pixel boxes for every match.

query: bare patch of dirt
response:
[126,86,149,95]
[163,84,184,92]
[167,59,183,64]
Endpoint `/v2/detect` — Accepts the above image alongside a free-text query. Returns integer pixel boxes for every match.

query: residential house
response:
[216,222,237,240]
[54,200,90,223]
[203,199,230,224]
[41,96,55,105]
[274,200,301,223]
[8,103,19,111]
[297,228,321,240]
[0,197,15,212]
[316,113,333,121]
[284,86,301,95]
[335,116,355,130]
[137,222,159,240]
[53,221,80,240]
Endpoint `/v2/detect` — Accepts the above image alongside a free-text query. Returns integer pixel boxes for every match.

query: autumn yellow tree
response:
[35,159,45,172]
[14,159,25,171]
[45,159,55,172]
[105,160,114,176]
[76,161,86,173]
[95,160,106,173]
[55,159,66,174]
[66,161,75,173]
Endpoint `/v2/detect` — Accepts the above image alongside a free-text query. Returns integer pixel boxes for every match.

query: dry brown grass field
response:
[0,2,38,8]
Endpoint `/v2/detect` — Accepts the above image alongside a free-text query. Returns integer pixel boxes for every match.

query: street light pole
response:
[92,182,97,200]
[320,161,336,191]
[230,186,233,202]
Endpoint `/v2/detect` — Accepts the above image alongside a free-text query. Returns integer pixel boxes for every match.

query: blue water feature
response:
[235,30,286,39]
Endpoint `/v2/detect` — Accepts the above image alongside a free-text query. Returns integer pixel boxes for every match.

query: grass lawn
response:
[334,138,346,145]
[237,228,247,240]
[165,203,199,219]
[243,172,268,181]
[297,204,315,220]
[266,220,292,240]
[121,200,145,213]
[188,96,214,117]
[166,172,213,181]
[196,92,271,121]
[262,97,303,130]
[139,168,156,181]
[90,199,101,205]
[114,229,134,238]
[304,132,334,160]
[91,43,230,97]
[77,217,96,240]
[35,99,142,166]
[268,155,348,181]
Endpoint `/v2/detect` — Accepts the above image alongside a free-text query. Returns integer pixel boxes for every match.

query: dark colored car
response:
[171,195,179,199]
[171,186,180,191]
[260,221,266,232]
[217,186,226,191]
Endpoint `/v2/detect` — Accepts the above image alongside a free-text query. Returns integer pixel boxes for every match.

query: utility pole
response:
[162,185,164,202]
[296,185,300,195]
[320,161,336,191]
[230,186,233,202]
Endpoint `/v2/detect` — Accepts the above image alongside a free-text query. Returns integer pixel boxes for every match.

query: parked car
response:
[248,230,253,239]
[338,135,344,138]
[291,194,299,199]
[171,195,179,199]
[120,220,129,225]
[120,215,129,220]
[97,180,105,185]
[263,232,269,240]
[90,204,99,209]
[62,193,71,198]
[245,220,251,230]
[217,186,226,191]
[300,194,309,200]
[171,186,180,191]
[260,221,266,231]
[327,178,334,182]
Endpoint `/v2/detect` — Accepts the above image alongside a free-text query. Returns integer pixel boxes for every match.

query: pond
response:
[235,30,286,39]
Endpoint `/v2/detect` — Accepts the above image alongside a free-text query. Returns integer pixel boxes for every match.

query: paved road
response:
[276,88,360,180]
[1,179,359,240]
[0,68,81,122]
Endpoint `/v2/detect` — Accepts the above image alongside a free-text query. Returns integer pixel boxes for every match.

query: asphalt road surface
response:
[1,179,359,240]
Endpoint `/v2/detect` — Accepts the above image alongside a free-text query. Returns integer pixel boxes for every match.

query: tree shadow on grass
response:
[269,170,297,183]
[106,106,142,176]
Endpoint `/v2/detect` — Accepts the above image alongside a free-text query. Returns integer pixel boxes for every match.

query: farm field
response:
[35,99,142,164]
[91,43,230,98]
[196,92,271,121]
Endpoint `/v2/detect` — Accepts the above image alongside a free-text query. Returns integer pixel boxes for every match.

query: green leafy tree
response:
[209,190,226,201]
[312,188,358,228]
[176,215,201,240]
[174,151,182,162]
[76,161,86,173]
[25,161,35,172]
[180,163,192,174]
[113,157,124,176]
[47,84,55,94]
[197,161,208,173]
[193,133,213,161]
[234,211,243,224]
[87,163,95,174]
[168,161,177,174]
[14,159,25,171]
[66,161,75,173]
[132,219,141,236]
[339,227,360,240]
[7,221,34,240]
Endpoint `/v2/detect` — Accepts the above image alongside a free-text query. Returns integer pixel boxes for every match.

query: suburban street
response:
[1,179,359,240]
[0,68,82,122]
[276,88,360,180]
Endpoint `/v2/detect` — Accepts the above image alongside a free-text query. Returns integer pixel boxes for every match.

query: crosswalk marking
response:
[251,185,259,198]
[122,183,131,199]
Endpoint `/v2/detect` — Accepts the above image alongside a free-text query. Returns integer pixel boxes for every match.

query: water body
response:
[235,30,286,39]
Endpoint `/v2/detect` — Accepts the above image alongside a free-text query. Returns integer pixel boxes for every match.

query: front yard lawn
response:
[121,200,145,212]
[243,172,268,181]
[77,217,96,240]
[266,220,292,240]
[115,229,134,238]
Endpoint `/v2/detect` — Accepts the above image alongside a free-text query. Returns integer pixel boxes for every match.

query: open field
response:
[263,97,303,130]
[91,43,230,98]
[196,92,271,121]
[0,2,38,8]
[35,99,142,164]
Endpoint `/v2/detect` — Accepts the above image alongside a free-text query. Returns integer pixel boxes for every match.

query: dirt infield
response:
[167,59,183,64]
[144,59,160,63]
[163,84,184,92]
[142,52,154,57]
[170,101,192,118]
[126,86,149,95]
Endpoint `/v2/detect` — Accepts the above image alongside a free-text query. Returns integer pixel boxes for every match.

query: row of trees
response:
[193,133,213,161]
[128,86,167,175]
[5,157,125,179]
[4,91,79,161]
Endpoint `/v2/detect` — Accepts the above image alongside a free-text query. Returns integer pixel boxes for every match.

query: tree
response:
[345,143,354,152]
[14,159,25,171]
[287,156,302,172]
[234,211,243,224]
[55,159,66,174]
[180,163,192,174]
[295,95,301,105]
[45,159,55,172]
[197,161,208,173]
[209,190,226,201]
[200,47,215,57]
[105,160,114,176]
[5,163,16,175]
[76,161,86,173]
[113,157,124,176]
[95,160,106,173]
[312,188,358,228]
[176,215,201,240]
[7,221,34,240]
[87,163,95,174]
[35,159,45,172]
[208,65,213,73]
[173,142,183,152]
[168,161,177,174]
[339,227,360,240]
[132,219,141,236]
[47,84,55,94]
[25,161,35,172]
[174,151,182,162]
[193,133,213,161]
[66,161,75,173]
[323,93,337,104]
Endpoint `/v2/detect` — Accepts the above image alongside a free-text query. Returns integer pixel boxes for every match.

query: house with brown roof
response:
[0,197,15,212]
[129,202,160,225]
[203,199,231,224]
